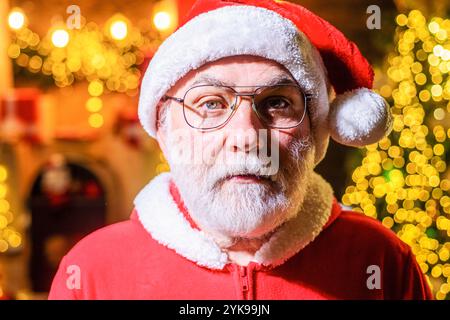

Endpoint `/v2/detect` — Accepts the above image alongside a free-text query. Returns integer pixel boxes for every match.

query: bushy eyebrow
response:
[190,74,298,87]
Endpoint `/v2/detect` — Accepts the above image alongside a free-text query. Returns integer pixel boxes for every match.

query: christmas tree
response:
[343,10,450,300]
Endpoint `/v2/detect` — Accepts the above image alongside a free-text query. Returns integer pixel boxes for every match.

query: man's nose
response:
[224,97,265,153]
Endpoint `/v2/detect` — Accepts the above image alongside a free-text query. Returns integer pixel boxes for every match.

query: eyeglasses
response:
[162,84,311,131]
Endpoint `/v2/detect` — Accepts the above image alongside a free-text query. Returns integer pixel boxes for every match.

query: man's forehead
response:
[171,56,296,92]
[190,73,297,87]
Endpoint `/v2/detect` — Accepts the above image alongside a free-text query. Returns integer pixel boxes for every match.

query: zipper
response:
[239,266,250,300]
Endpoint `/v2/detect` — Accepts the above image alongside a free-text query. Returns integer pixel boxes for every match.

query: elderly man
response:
[49,0,432,299]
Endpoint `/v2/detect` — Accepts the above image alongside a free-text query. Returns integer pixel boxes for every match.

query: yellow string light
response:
[0,164,22,254]
[51,29,70,48]
[110,20,128,40]
[343,10,450,300]
[7,8,160,128]
[8,8,26,30]
[153,12,172,31]
[3,8,164,254]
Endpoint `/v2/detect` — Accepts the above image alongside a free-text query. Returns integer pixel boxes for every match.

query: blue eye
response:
[201,100,227,110]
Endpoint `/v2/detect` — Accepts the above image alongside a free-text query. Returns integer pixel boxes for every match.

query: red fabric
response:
[0,88,42,143]
[177,0,197,25]
[48,190,432,300]
[0,88,40,124]
[181,0,373,94]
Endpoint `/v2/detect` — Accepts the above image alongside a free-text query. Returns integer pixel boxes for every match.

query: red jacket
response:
[49,173,432,300]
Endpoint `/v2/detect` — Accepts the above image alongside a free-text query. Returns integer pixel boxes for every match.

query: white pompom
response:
[329,88,392,147]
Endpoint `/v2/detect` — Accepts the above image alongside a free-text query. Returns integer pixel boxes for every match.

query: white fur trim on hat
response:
[329,88,393,147]
[138,5,327,138]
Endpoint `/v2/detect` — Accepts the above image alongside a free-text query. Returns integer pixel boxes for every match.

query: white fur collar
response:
[134,172,334,270]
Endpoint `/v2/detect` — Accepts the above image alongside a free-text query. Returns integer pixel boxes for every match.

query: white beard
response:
[167,131,316,243]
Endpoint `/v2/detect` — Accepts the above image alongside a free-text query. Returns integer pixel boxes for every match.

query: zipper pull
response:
[240,266,249,292]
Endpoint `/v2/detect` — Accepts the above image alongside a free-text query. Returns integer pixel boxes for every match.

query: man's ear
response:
[156,127,169,159]
[155,101,169,159]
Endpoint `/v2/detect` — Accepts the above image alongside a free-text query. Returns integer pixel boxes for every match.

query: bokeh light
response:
[86,97,103,113]
[343,10,450,300]
[0,163,21,254]
[8,9,25,30]
[88,113,104,128]
[51,29,70,48]
[153,11,172,31]
[110,20,128,40]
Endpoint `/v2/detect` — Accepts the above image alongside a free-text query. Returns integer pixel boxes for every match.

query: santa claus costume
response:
[49,0,432,300]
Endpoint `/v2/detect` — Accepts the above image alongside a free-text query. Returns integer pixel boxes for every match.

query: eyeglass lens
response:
[182,85,306,130]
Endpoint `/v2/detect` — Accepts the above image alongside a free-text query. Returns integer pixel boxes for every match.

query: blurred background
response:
[0,0,449,300]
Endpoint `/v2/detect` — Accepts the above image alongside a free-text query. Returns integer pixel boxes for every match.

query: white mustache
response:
[211,136,312,184]
[203,156,279,190]
[169,133,312,191]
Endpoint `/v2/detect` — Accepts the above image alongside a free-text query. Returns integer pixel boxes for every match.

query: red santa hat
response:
[138,0,392,164]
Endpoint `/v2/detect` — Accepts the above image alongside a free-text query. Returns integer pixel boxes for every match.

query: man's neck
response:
[225,237,267,266]
[206,230,276,266]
